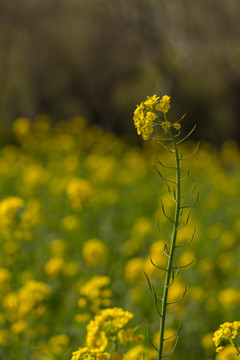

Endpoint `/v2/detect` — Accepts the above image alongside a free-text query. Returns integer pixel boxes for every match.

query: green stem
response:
[157,127,181,360]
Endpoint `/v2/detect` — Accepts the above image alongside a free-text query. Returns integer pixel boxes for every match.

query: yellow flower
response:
[133,95,160,141]
[18,280,50,317]
[11,319,28,334]
[80,276,110,302]
[201,333,215,356]
[61,214,79,231]
[173,123,181,130]
[86,330,108,351]
[216,346,238,359]
[124,345,155,360]
[118,328,144,346]
[86,308,134,352]
[155,95,171,113]
[149,240,167,263]
[49,334,69,356]
[44,258,64,278]
[71,347,88,360]
[167,280,185,304]
[144,95,159,107]
[161,122,171,131]
[71,348,111,360]
[12,117,31,136]
[0,196,25,228]
[124,258,144,283]
[82,238,107,268]
[219,289,240,307]
[216,346,225,353]
[66,178,92,210]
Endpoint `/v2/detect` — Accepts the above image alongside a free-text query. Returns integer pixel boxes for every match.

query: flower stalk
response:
[133,94,198,360]
[157,127,181,360]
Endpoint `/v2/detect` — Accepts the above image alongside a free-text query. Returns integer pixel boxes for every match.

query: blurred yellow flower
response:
[149,240,168,269]
[12,117,31,136]
[66,178,92,211]
[219,289,240,307]
[80,276,110,301]
[201,332,215,356]
[44,258,64,278]
[82,238,107,268]
[124,257,144,283]
[168,280,185,304]
[0,196,24,228]
[49,334,69,355]
[60,214,80,231]
[11,319,28,335]
[131,217,152,239]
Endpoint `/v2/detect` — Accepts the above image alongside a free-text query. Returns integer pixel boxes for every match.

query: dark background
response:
[1,0,240,144]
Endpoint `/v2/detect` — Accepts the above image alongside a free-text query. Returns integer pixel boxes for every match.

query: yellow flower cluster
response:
[82,238,108,268]
[66,177,93,211]
[1,280,50,343]
[3,280,50,321]
[133,95,172,140]
[0,196,24,228]
[71,347,110,360]
[77,276,112,314]
[71,307,145,359]
[213,321,240,353]
[86,308,134,350]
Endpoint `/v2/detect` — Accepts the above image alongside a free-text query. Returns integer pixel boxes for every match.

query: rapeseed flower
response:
[82,238,107,268]
[0,196,24,228]
[118,328,144,346]
[78,276,112,313]
[124,344,155,360]
[66,178,92,210]
[219,289,240,307]
[216,346,239,359]
[133,95,171,140]
[124,258,145,283]
[213,321,240,353]
[12,117,31,137]
[49,334,70,355]
[44,258,64,278]
[71,347,110,360]
[86,308,134,351]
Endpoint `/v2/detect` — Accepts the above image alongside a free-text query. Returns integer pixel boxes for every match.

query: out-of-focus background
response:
[1,0,240,144]
[1,2,240,360]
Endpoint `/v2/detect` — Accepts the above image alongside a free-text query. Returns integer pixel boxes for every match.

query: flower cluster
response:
[1,280,50,343]
[71,307,145,359]
[213,321,240,353]
[71,347,110,360]
[133,95,178,141]
[82,238,108,268]
[77,276,112,314]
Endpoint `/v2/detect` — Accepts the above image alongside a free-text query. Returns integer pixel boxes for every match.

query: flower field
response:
[0,115,240,360]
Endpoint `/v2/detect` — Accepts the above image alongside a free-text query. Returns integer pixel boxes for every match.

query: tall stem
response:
[157,128,181,360]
